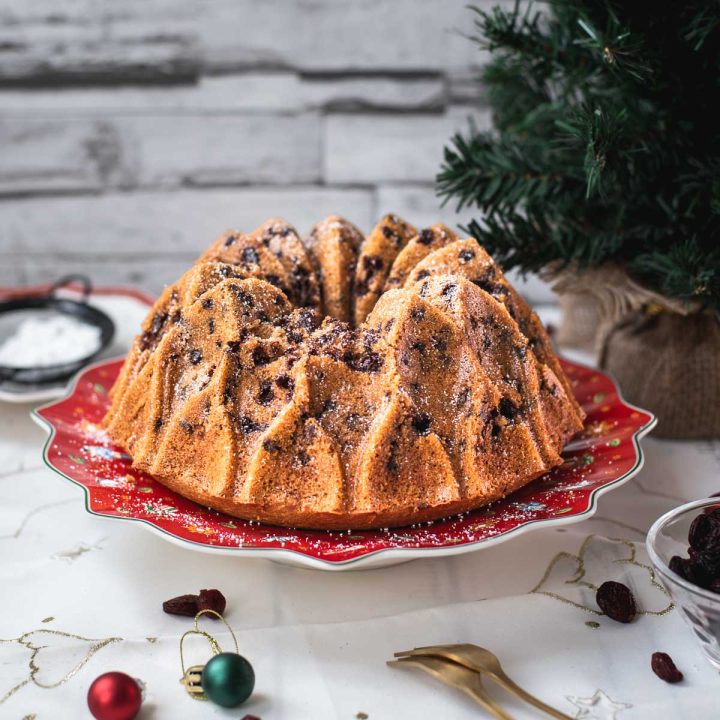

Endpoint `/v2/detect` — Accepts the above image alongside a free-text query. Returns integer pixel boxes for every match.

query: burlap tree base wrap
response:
[557,293,601,351]
[547,264,720,439]
[600,310,720,439]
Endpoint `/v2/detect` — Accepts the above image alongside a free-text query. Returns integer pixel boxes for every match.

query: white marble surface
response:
[1,295,719,719]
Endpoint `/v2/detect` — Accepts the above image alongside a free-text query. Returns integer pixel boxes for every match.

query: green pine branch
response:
[438,1,720,309]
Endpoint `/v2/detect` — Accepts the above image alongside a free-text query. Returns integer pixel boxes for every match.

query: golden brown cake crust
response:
[105,216,584,530]
[353,213,417,326]
[304,215,363,324]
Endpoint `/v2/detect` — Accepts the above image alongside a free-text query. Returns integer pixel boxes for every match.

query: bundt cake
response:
[104,214,585,530]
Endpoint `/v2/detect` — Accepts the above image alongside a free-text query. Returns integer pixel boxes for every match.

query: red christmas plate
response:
[33,356,655,570]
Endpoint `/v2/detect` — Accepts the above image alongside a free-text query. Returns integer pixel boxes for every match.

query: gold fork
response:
[394,644,572,720]
[388,655,514,720]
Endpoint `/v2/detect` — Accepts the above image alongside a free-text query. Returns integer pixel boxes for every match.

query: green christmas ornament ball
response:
[201,652,255,708]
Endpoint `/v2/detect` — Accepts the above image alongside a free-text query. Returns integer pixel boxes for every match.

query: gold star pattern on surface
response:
[566,689,633,720]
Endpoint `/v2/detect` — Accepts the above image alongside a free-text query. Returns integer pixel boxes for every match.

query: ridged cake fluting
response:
[104,214,584,529]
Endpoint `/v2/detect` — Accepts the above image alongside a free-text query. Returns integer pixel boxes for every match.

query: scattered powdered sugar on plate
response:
[0,313,101,367]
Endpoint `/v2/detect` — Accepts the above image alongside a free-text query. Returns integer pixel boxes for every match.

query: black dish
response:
[0,275,115,385]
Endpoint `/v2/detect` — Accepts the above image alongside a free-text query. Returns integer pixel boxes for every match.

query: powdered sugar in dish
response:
[0,313,102,368]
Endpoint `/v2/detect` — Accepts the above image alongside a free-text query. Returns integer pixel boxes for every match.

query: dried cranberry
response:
[689,513,714,548]
[668,555,686,578]
[689,545,720,579]
[241,715,262,720]
[651,652,683,683]
[596,581,636,623]
[198,588,227,616]
[163,594,199,617]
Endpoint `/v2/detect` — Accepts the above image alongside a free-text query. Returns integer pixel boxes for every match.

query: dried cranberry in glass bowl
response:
[647,499,720,670]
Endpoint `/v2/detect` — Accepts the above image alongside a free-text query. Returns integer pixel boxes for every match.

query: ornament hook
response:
[179,610,240,701]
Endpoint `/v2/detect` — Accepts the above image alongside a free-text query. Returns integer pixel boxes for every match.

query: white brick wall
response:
[0,0,552,302]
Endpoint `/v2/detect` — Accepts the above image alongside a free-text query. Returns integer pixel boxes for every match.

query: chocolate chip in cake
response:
[257,380,275,406]
[275,373,294,391]
[432,335,449,353]
[385,436,401,473]
[458,248,476,264]
[293,265,316,307]
[362,255,383,276]
[224,234,237,247]
[189,349,203,365]
[441,282,458,300]
[262,439,281,452]
[208,318,215,334]
[317,398,337,418]
[355,279,370,297]
[418,229,434,245]
[411,413,433,436]
[241,246,260,264]
[180,420,194,434]
[139,311,168,350]
[154,417,163,431]
[231,286,255,309]
[237,415,265,434]
[252,346,272,366]
[416,270,430,280]
[345,351,383,373]
[201,297,214,309]
[410,307,425,322]
[265,274,282,289]
[499,398,518,422]
[287,328,305,344]
[297,308,320,331]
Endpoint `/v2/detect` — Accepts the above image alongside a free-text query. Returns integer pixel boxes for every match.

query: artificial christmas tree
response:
[439,1,720,438]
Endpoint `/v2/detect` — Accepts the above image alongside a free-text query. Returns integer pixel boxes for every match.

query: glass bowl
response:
[647,498,720,669]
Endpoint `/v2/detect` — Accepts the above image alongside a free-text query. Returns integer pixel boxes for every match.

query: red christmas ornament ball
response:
[87,672,142,720]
